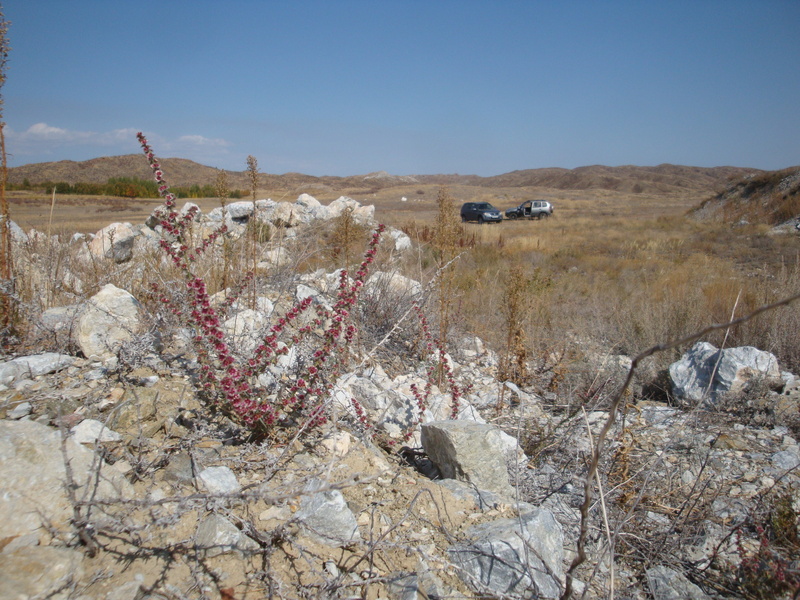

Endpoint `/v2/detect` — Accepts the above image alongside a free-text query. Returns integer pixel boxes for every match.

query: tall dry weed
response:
[430,186,462,380]
[497,264,532,386]
[328,206,370,270]
[0,7,11,343]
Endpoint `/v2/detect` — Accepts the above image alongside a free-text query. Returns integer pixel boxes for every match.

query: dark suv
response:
[460,202,503,223]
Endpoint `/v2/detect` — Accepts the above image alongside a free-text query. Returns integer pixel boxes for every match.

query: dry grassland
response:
[9,183,800,381]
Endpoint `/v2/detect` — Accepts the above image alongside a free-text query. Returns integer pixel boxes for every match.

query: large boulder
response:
[0,546,86,600]
[88,222,138,263]
[270,201,307,227]
[365,271,422,298]
[0,420,132,540]
[204,206,236,229]
[76,284,143,359]
[669,342,781,403]
[295,193,331,220]
[421,420,515,497]
[389,227,413,252]
[0,352,75,387]
[328,196,375,223]
[449,507,564,599]
[7,219,28,244]
[224,200,257,220]
[37,304,84,349]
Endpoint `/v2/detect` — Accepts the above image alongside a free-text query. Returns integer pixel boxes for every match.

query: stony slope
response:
[1,195,799,599]
[689,166,800,226]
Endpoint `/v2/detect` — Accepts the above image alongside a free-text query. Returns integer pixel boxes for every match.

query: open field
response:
[8,183,698,233]
[9,182,800,380]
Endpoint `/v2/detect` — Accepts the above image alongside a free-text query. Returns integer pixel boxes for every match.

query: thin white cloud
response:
[175,134,231,148]
[6,123,233,167]
[10,122,137,147]
[97,128,141,144]
[19,122,92,143]
[161,134,233,166]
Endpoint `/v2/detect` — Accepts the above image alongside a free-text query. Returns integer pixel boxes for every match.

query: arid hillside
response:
[8,154,758,196]
[472,164,757,194]
[689,165,800,226]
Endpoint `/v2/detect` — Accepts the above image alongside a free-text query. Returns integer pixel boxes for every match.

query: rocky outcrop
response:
[669,341,782,403]
[0,328,799,599]
[3,203,800,599]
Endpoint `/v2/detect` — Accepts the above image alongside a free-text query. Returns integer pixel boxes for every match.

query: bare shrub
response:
[327,206,371,270]
[497,264,532,386]
[430,186,462,357]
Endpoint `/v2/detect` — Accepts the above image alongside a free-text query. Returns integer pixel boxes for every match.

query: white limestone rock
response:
[76,284,143,359]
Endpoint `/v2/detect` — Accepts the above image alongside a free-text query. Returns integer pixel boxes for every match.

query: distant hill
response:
[7,154,760,196]
[7,155,250,189]
[475,164,756,194]
[689,166,800,225]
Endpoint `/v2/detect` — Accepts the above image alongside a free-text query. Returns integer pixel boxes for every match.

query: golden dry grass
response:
[9,182,800,377]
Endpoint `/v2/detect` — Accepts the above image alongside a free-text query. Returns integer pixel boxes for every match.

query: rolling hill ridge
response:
[7,155,764,196]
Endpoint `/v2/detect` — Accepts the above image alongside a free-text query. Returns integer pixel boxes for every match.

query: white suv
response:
[505,200,554,220]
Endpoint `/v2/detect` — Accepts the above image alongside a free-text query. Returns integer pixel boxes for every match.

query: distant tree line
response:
[9,177,245,199]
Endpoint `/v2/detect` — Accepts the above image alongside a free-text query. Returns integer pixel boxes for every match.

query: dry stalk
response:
[0,8,11,337]
[497,264,532,397]
[581,406,615,600]
[431,186,461,384]
[246,154,260,308]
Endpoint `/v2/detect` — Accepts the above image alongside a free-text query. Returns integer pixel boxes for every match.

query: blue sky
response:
[3,1,799,175]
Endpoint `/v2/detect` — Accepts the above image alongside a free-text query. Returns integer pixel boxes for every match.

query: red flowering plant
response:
[138,133,385,438]
[392,302,470,444]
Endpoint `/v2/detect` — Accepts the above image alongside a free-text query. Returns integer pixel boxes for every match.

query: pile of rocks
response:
[78,194,411,266]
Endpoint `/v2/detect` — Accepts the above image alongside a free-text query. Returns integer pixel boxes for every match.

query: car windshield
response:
[475,203,496,210]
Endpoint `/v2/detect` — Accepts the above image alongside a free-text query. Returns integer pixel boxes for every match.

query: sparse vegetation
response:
[3,129,800,599]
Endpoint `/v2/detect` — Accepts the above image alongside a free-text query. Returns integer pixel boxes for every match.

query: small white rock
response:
[8,402,32,419]
[70,419,123,444]
[198,466,240,495]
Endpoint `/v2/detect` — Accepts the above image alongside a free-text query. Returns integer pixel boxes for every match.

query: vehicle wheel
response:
[507,213,519,220]
[480,216,488,224]
[461,216,468,222]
